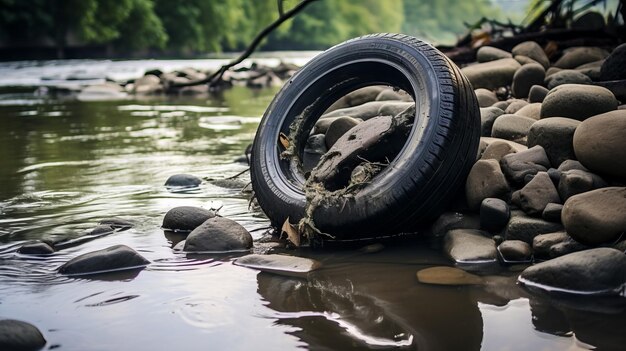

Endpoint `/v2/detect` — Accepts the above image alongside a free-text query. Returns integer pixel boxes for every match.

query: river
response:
[0,57,624,350]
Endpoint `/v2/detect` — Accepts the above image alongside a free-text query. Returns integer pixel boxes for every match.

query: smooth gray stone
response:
[475,88,499,107]
[498,240,532,262]
[165,174,202,189]
[444,229,497,263]
[501,145,550,184]
[558,169,607,201]
[511,41,550,69]
[512,63,545,98]
[527,117,580,167]
[162,206,216,233]
[184,216,253,252]
[59,245,150,275]
[600,43,626,81]
[465,159,510,210]
[0,319,46,351]
[554,46,609,69]
[532,231,568,257]
[325,116,360,149]
[540,84,618,120]
[480,107,505,136]
[505,214,563,244]
[461,58,521,90]
[476,46,512,63]
[17,241,54,255]
[528,85,549,103]
[545,69,592,89]
[519,172,561,216]
[491,114,535,144]
[480,198,510,232]
[234,254,321,278]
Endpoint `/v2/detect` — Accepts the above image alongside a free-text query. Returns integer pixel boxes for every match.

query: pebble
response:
[475,88,498,107]
[498,240,532,262]
[491,114,535,144]
[501,145,551,184]
[514,103,542,120]
[519,172,561,216]
[562,187,626,245]
[416,266,483,286]
[324,116,360,149]
[600,43,626,81]
[429,212,481,237]
[461,58,521,90]
[573,110,626,179]
[476,46,512,62]
[532,231,568,257]
[444,229,497,263]
[519,248,626,295]
[511,63,545,98]
[162,206,216,233]
[511,41,550,69]
[540,84,618,120]
[480,140,517,161]
[574,59,604,80]
[527,117,580,167]
[549,237,589,258]
[164,174,202,189]
[465,159,510,210]
[504,100,529,114]
[183,217,253,253]
[59,244,150,275]
[557,159,588,172]
[553,46,609,69]
[542,203,563,223]
[234,254,321,278]
[480,198,510,232]
[0,319,46,351]
[17,241,55,255]
[504,214,563,244]
[528,85,549,103]
[480,107,505,136]
[492,101,511,110]
[558,169,607,201]
[544,69,592,89]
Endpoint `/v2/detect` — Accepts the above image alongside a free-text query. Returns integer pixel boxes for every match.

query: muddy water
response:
[0,84,624,350]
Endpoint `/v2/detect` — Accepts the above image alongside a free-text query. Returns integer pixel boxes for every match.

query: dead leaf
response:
[281,217,300,247]
[279,132,290,149]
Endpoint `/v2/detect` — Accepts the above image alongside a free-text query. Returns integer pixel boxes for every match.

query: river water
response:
[0,58,624,350]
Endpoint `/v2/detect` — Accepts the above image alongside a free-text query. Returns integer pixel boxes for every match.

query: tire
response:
[250,33,480,240]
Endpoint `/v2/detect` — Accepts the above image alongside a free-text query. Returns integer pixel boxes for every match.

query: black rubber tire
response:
[250,33,480,240]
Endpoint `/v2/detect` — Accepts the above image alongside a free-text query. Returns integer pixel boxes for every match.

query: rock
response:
[540,84,618,120]
[504,100,529,114]
[547,168,561,185]
[558,169,607,201]
[498,240,532,262]
[17,241,55,255]
[378,101,414,116]
[614,240,626,252]
[476,46,512,63]
[572,11,605,30]
[59,245,149,275]
[375,88,411,101]
[519,248,626,295]
[76,83,128,101]
[183,217,252,252]
[303,134,327,173]
[527,117,580,167]
[0,319,46,351]
[465,159,511,210]
[416,266,483,286]
[562,187,626,245]
[99,218,135,230]
[326,86,386,111]
[515,103,542,120]
[528,85,549,103]
[88,224,115,235]
[164,174,202,189]
[558,159,588,172]
[324,116,360,149]
[600,43,626,81]
[313,117,340,135]
[475,88,498,107]
[514,55,540,66]
[480,137,528,153]
[512,63,545,98]
[542,203,563,223]
[162,206,216,233]
[480,198,510,232]
[444,229,497,263]
[247,71,283,88]
[133,74,163,95]
[461,58,521,90]
[505,214,563,243]
[480,107,505,136]
[575,59,604,80]
[511,41,550,69]
[501,145,551,184]
[234,254,321,278]
[545,67,562,77]
[491,114,536,144]
[554,47,610,69]
[545,69,592,89]
[549,237,589,258]
[323,101,386,120]
[533,231,568,257]
[492,101,511,110]
[480,140,517,161]
[519,172,561,216]
[573,110,626,179]
[429,212,481,237]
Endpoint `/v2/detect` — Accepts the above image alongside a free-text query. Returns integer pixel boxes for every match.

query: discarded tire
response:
[251,33,480,240]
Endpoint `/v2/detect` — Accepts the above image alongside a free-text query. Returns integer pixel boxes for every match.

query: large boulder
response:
[183,217,253,252]
[465,159,510,210]
[519,248,626,295]
[59,245,150,275]
[540,84,618,120]
[491,114,535,144]
[527,117,580,167]
[0,319,46,351]
[162,206,216,233]
[512,41,550,69]
[511,63,545,98]
[573,110,626,179]
[461,58,521,90]
[562,187,626,245]
[444,229,497,263]
[600,43,626,81]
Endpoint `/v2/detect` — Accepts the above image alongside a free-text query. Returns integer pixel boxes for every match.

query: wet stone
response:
[183,216,252,253]
[416,266,483,286]
[465,159,510,210]
[480,198,510,232]
[444,229,497,263]
[501,145,550,185]
[558,169,607,201]
[491,114,535,144]
[324,116,360,149]
[475,88,498,107]
[476,46,512,63]
[519,248,626,295]
[89,224,115,235]
[519,172,561,216]
[505,214,563,244]
[0,319,46,351]
[164,174,202,189]
[498,240,532,262]
[542,203,563,223]
[540,84,618,120]
[600,43,626,81]
[234,254,321,278]
[17,241,54,255]
[528,85,549,103]
[527,117,580,167]
[511,41,550,69]
[549,237,590,258]
[512,63,545,99]
[544,70,592,90]
[162,206,216,233]
[429,212,481,238]
[532,231,568,257]
[59,244,150,276]
[480,107,504,136]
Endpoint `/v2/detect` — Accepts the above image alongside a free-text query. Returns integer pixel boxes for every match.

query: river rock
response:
[444,229,497,263]
[0,319,46,351]
[133,74,163,95]
[59,245,150,275]
[528,85,549,103]
[501,145,550,184]
[540,84,618,120]
[234,254,321,278]
[545,70,592,89]
[532,231,568,257]
[519,248,626,295]
[416,266,483,285]
[313,117,340,135]
[549,237,590,258]
[77,83,128,101]
[527,117,580,167]
[600,43,626,81]
[505,214,563,243]
[514,55,540,66]
[480,140,517,161]
[493,101,511,110]
[575,59,604,80]
[491,114,535,144]
[573,110,626,179]
[429,212,481,237]
[512,63,545,98]
[511,41,550,69]
[515,103,542,120]
[164,174,202,189]
[547,168,561,185]
[498,240,532,262]
[554,47,610,69]
[476,46,512,62]
[162,206,216,233]
[183,217,252,253]
[323,101,386,120]
[519,172,561,216]
[475,88,498,107]
[542,203,563,223]
[558,169,607,201]
[327,86,386,111]
[465,159,511,210]
[480,107,504,136]
[375,88,410,101]
[558,159,588,172]
[461,58,521,90]
[303,134,327,172]
[480,198,510,232]
[562,187,626,245]
[504,100,529,114]
[17,241,55,255]
[325,116,360,149]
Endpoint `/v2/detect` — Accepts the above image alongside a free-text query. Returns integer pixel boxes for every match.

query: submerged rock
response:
[164,174,202,190]
[162,206,215,233]
[416,266,483,286]
[444,229,497,263]
[0,319,46,351]
[59,245,149,276]
[183,217,252,253]
[498,240,532,262]
[17,241,54,255]
[519,248,626,295]
[99,218,135,230]
[234,254,321,278]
